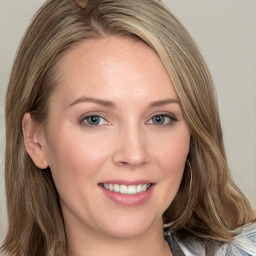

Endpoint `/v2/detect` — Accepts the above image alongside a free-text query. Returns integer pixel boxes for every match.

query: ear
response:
[22,113,49,169]
[74,0,89,9]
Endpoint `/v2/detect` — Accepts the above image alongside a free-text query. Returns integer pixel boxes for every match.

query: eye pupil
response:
[153,115,164,124]
[88,116,100,125]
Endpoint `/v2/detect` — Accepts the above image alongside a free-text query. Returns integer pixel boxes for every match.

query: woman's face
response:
[40,36,190,239]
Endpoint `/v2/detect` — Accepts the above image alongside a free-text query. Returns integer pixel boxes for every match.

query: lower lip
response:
[99,185,154,207]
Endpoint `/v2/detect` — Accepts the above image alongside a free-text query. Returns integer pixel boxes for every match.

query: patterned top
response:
[164,223,256,256]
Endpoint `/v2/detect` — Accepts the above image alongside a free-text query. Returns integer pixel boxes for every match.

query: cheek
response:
[153,127,190,199]
[153,128,190,174]
[155,129,190,208]
[44,128,111,188]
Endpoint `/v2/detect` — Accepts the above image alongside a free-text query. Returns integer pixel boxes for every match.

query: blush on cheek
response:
[158,142,189,172]
[158,141,189,199]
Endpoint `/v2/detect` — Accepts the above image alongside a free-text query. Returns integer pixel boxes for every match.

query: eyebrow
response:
[68,97,180,108]
[149,98,180,107]
[68,97,115,108]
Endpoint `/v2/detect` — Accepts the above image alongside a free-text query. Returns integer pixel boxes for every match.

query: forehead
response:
[52,36,177,104]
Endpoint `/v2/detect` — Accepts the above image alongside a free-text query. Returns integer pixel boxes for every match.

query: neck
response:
[65,219,171,256]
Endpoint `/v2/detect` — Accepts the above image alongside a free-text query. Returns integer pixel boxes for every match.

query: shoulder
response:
[164,222,256,256]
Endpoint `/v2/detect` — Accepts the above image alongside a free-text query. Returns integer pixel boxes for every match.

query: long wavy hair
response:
[2,0,255,255]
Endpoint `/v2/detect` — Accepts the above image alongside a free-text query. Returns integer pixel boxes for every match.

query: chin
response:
[97,212,162,239]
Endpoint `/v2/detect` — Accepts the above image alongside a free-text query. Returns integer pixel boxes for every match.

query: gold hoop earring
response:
[187,160,192,193]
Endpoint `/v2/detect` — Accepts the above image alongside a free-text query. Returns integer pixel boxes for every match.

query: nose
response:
[112,125,149,168]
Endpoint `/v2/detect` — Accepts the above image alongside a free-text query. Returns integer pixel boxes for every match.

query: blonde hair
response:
[3,0,255,255]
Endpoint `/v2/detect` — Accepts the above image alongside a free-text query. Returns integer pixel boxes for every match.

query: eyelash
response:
[79,113,178,128]
[147,113,178,126]
[79,113,109,128]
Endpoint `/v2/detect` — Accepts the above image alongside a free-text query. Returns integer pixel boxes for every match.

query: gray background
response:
[0,0,255,252]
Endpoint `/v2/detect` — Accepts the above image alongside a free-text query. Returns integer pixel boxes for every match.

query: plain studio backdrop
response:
[0,0,255,253]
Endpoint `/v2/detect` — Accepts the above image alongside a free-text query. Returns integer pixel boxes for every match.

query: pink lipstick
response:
[98,180,155,207]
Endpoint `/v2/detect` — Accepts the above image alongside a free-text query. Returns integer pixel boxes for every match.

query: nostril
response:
[120,161,130,165]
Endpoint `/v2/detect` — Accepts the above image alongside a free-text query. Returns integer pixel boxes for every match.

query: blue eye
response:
[82,115,108,126]
[148,114,177,126]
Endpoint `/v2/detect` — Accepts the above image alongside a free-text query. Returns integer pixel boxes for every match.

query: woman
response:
[2,0,255,255]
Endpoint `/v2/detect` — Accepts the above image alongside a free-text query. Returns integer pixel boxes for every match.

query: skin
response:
[23,36,190,256]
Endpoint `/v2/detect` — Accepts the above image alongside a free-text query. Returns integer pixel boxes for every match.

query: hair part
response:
[3,0,255,255]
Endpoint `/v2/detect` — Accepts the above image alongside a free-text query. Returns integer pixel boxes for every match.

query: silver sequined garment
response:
[164,223,256,256]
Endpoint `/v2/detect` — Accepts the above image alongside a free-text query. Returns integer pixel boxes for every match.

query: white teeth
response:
[127,185,136,194]
[102,183,151,195]
[137,184,142,193]
[142,184,147,191]
[114,184,119,192]
[120,185,127,194]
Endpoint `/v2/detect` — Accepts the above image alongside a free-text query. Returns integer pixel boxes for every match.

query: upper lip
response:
[98,180,154,186]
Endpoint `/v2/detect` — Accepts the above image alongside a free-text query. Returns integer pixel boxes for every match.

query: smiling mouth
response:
[98,183,153,195]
